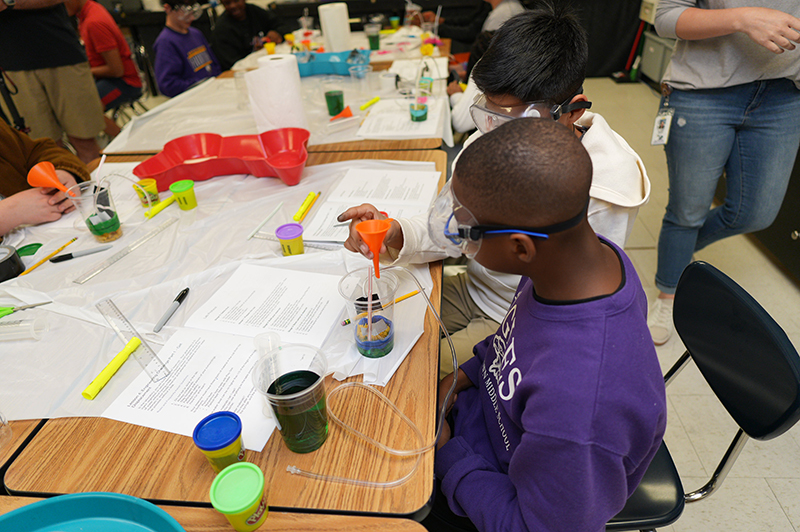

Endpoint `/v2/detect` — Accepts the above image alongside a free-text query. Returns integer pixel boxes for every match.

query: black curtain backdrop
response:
[525,0,642,77]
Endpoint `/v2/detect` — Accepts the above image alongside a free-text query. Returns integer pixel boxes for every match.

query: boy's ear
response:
[560,94,588,126]
[508,233,537,264]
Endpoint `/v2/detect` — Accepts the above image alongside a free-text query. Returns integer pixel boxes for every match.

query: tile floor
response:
[585,77,800,531]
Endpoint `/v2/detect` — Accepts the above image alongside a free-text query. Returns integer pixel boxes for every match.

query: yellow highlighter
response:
[292,191,317,221]
[360,96,380,111]
[82,337,141,400]
[144,195,176,219]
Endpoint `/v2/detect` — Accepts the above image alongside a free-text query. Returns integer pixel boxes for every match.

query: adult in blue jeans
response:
[648,0,800,345]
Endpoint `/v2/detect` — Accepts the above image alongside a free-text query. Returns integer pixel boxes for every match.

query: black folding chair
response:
[608,261,800,531]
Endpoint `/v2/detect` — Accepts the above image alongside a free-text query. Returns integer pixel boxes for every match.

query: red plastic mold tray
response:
[132,128,311,191]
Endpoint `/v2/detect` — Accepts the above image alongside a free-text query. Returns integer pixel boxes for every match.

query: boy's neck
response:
[524,227,622,302]
[166,18,190,34]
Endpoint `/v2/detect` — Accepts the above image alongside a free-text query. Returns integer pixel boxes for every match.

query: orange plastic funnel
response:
[330,106,353,121]
[356,218,393,278]
[27,161,75,196]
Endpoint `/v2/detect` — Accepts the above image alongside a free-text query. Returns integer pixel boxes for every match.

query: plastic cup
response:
[0,410,11,450]
[364,23,381,50]
[193,411,247,474]
[234,70,249,110]
[390,16,400,29]
[0,317,49,342]
[348,64,373,96]
[322,76,345,117]
[134,178,160,207]
[275,223,304,256]
[338,267,398,358]
[169,180,197,210]
[264,42,276,55]
[68,181,123,243]
[210,462,268,532]
[410,103,428,122]
[418,76,433,92]
[251,344,328,453]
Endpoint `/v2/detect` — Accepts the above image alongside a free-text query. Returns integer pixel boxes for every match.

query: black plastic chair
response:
[608,261,800,531]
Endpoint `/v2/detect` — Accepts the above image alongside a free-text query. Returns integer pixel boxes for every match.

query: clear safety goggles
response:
[176,2,202,20]
[427,181,588,259]
[469,89,592,134]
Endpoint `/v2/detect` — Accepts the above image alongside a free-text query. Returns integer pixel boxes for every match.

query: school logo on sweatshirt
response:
[187,45,214,73]
[481,295,521,451]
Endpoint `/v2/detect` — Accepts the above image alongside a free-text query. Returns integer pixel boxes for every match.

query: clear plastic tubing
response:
[287,265,459,487]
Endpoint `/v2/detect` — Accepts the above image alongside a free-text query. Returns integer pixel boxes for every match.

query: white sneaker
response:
[648,298,674,346]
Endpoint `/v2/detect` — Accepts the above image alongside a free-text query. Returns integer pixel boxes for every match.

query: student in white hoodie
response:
[339,7,651,377]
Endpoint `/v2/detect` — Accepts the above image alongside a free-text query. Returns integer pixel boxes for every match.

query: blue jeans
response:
[655,79,800,294]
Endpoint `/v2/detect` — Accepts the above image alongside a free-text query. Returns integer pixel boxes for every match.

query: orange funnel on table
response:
[356,218,392,278]
[27,161,75,196]
[330,106,353,121]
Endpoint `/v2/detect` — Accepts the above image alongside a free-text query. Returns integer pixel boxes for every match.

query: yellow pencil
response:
[298,192,321,223]
[341,289,421,325]
[19,237,78,276]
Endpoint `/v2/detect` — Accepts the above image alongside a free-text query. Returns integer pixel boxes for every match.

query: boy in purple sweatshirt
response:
[153,0,222,97]
[426,118,667,531]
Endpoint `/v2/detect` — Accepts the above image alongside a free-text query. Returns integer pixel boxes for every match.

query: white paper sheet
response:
[184,263,344,345]
[102,328,276,451]
[356,98,443,139]
[302,167,440,243]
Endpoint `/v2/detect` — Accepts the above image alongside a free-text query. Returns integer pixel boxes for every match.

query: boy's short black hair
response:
[471,3,588,104]
[454,118,592,228]
[163,0,195,8]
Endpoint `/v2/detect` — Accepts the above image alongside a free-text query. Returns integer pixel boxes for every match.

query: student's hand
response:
[337,204,404,258]
[446,80,463,96]
[267,30,283,44]
[737,8,800,53]
[421,11,442,25]
[0,188,70,228]
[437,419,451,450]
[45,170,79,213]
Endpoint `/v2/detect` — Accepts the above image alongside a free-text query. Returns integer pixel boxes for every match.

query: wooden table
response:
[0,421,42,470]
[5,150,446,519]
[0,497,427,531]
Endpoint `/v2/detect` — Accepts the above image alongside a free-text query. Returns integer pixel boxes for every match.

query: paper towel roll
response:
[319,2,351,53]
[245,54,308,132]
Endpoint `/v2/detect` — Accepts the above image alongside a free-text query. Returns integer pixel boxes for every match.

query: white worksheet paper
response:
[102,328,276,451]
[356,98,443,139]
[303,167,440,243]
[184,263,345,345]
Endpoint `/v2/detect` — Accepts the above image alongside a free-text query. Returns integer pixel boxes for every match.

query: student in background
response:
[212,0,292,71]
[65,0,143,138]
[0,119,89,238]
[431,118,666,531]
[0,0,105,164]
[154,0,221,98]
[423,0,523,53]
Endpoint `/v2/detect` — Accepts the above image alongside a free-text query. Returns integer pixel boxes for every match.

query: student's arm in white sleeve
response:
[451,77,480,134]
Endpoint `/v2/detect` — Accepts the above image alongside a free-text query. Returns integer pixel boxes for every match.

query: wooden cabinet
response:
[752,150,800,282]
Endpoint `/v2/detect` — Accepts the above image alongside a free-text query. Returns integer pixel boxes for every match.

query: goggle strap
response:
[464,199,589,240]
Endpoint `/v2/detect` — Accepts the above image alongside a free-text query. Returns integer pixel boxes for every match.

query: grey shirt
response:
[655,0,800,90]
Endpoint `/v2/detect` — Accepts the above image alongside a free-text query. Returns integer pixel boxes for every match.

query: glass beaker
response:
[338,267,398,358]
[251,344,328,454]
[68,181,123,243]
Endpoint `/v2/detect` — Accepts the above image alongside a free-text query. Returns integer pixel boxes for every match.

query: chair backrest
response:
[673,261,800,440]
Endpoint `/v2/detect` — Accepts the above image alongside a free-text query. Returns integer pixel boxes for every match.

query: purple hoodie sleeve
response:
[436,418,632,531]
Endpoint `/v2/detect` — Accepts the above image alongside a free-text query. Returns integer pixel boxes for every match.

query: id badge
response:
[651,108,674,146]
